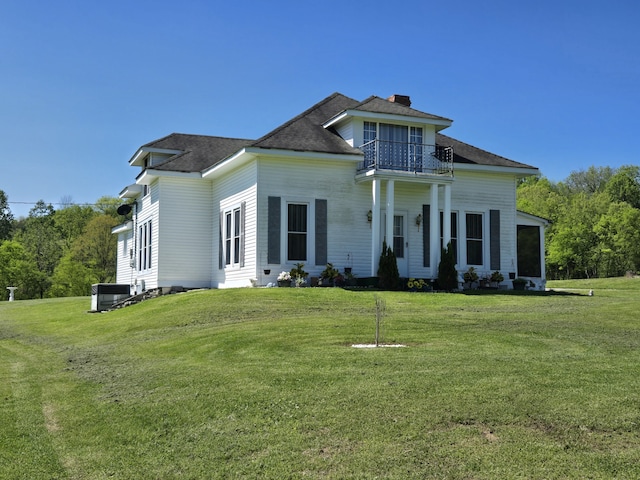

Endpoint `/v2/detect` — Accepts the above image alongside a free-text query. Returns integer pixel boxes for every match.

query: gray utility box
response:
[91,284,131,312]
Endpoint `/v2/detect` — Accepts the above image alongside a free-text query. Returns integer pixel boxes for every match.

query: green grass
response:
[2,280,640,478]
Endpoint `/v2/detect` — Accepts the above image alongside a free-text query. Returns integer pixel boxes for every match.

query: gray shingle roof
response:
[249,92,362,155]
[135,93,536,174]
[436,133,536,169]
[352,96,453,123]
[143,133,252,173]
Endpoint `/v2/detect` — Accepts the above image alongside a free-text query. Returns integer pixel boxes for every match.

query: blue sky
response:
[2,0,639,218]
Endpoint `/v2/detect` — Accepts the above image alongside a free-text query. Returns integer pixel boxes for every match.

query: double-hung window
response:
[223,205,244,267]
[287,203,308,261]
[138,220,152,271]
[466,213,483,266]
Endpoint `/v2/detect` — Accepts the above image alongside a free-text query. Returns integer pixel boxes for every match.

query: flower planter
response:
[278,280,291,287]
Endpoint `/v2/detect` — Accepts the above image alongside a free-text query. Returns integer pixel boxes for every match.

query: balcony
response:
[357,140,453,176]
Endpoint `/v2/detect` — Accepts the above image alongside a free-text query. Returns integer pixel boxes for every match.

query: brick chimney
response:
[387,94,411,107]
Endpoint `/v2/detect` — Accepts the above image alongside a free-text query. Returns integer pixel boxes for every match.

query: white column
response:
[430,184,439,271]
[385,179,395,251]
[371,178,381,276]
[443,183,452,248]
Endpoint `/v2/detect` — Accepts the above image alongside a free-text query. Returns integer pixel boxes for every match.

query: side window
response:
[138,220,152,271]
[466,213,483,266]
[287,203,308,261]
[223,206,244,267]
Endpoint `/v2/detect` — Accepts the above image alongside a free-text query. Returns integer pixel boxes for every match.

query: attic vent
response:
[387,94,411,107]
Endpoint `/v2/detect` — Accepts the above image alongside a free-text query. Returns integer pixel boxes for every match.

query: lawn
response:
[1,278,640,479]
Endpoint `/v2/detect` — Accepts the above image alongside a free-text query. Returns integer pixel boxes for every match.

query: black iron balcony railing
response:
[357,140,453,175]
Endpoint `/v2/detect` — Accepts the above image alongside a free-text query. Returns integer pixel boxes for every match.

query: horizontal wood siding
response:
[115,229,133,285]
[335,121,354,147]
[212,161,258,288]
[256,157,371,281]
[450,171,517,274]
[156,177,213,288]
[134,181,160,290]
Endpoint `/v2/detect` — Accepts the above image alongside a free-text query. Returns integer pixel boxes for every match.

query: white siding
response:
[115,229,134,286]
[335,120,354,147]
[256,156,371,283]
[212,161,258,288]
[451,171,517,277]
[133,181,160,290]
[156,177,213,288]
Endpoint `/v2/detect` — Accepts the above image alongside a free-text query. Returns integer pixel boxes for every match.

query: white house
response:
[113,92,547,291]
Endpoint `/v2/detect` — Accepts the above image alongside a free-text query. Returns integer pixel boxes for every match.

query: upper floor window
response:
[364,121,377,144]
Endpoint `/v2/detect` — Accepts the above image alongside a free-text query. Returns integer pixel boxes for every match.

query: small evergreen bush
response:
[438,241,459,291]
[377,241,400,290]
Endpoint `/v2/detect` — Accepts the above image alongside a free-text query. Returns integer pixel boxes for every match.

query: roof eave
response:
[135,169,202,185]
[202,147,362,180]
[128,147,184,167]
[454,163,540,177]
[323,109,453,130]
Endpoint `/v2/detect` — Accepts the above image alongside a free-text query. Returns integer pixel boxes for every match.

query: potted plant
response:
[319,263,340,286]
[290,262,308,287]
[490,271,504,288]
[463,267,479,289]
[512,277,527,291]
[277,271,291,287]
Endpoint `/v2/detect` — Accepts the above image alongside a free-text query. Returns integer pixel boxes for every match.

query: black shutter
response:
[218,210,223,270]
[423,204,430,267]
[240,202,246,267]
[490,209,501,270]
[315,199,327,266]
[267,196,281,264]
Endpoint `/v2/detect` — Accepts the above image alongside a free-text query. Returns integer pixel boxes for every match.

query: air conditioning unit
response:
[91,284,131,312]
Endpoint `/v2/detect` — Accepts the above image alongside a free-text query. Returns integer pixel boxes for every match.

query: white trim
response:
[111,220,133,234]
[517,210,550,226]
[119,184,143,199]
[323,110,452,130]
[129,147,183,166]
[281,197,316,267]
[135,169,201,185]
[454,163,539,177]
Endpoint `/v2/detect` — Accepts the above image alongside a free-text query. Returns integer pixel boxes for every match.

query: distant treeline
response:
[0,195,121,300]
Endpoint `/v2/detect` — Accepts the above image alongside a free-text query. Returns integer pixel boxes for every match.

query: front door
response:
[382,212,408,277]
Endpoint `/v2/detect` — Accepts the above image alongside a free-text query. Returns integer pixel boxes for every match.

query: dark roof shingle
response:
[436,133,535,169]
[143,133,252,173]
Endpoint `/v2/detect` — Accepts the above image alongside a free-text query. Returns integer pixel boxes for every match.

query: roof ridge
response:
[251,92,356,146]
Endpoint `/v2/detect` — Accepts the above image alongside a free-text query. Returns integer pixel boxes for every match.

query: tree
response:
[0,189,13,241]
[0,240,42,300]
[593,202,640,277]
[377,241,399,290]
[72,215,119,283]
[94,196,123,219]
[49,252,96,297]
[561,166,614,195]
[14,200,61,297]
[54,204,97,251]
[437,241,458,291]
[605,165,640,209]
